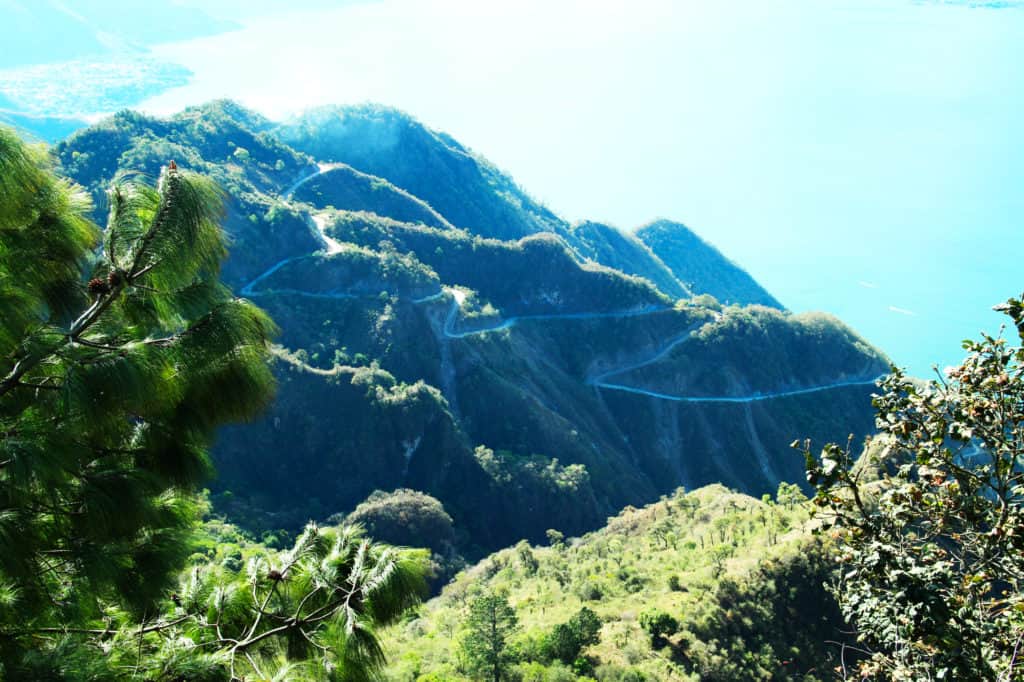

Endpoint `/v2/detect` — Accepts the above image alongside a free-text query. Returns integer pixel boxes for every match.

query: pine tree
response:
[0,127,276,671]
[136,522,428,681]
[461,593,519,682]
[1,126,430,681]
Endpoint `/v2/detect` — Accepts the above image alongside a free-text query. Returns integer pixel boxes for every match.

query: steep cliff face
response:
[55,101,887,551]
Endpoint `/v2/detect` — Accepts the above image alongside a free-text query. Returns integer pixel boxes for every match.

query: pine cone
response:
[107,269,123,287]
[168,160,177,171]
[87,277,110,295]
[267,569,283,582]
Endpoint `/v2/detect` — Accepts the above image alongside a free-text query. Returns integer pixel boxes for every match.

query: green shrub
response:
[576,580,604,602]
[346,489,456,553]
[541,607,602,664]
[638,609,678,648]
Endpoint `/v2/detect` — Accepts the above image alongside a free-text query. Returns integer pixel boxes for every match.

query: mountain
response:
[382,484,854,680]
[570,220,692,300]
[277,104,569,241]
[637,219,783,308]
[53,100,887,555]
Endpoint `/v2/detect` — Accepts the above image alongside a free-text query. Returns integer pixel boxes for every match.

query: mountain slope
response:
[383,484,853,680]
[637,219,783,308]
[55,101,887,556]
[277,104,568,241]
[289,163,453,229]
[570,220,692,300]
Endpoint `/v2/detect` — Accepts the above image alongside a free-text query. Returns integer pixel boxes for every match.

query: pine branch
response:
[18,615,190,639]
[127,169,182,281]
[14,381,61,391]
[0,282,125,398]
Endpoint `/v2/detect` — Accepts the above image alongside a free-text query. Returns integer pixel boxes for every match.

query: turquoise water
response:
[7,0,1020,377]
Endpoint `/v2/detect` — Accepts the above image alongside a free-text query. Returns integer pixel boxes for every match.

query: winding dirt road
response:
[437,292,881,402]
[242,170,883,402]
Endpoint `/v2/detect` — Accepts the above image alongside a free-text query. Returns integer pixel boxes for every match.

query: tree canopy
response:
[0,127,428,680]
[461,593,519,682]
[802,293,1024,680]
[0,124,275,673]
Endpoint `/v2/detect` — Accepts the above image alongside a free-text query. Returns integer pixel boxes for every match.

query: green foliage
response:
[0,128,277,672]
[515,660,583,681]
[684,293,722,311]
[346,489,455,553]
[638,609,678,648]
[801,293,1024,680]
[384,485,840,681]
[515,541,540,576]
[468,447,602,546]
[461,593,519,682]
[687,539,855,680]
[155,522,427,680]
[542,607,602,665]
[546,529,565,548]
[775,481,807,510]
[10,519,428,681]
[56,102,320,287]
[473,449,591,496]
[344,489,465,590]
[0,128,428,680]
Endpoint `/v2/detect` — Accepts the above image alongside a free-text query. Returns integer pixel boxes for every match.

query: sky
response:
[14,0,1024,376]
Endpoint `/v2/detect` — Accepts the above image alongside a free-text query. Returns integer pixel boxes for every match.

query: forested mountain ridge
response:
[53,100,888,555]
